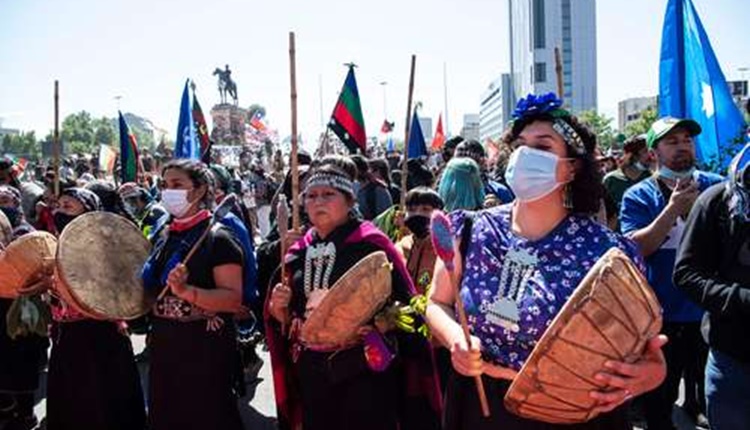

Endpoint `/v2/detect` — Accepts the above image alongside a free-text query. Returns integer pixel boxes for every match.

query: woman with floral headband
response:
[426,93,667,429]
[266,155,441,430]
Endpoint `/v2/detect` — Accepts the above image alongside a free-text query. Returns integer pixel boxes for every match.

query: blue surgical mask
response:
[634,161,650,172]
[658,165,695,181]
[505,146,567,202]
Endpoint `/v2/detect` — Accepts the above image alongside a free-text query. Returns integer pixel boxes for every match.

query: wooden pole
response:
[554,47,564,102]
[53,80,60,196]
[289,31,300,231]
[400,55,416,209]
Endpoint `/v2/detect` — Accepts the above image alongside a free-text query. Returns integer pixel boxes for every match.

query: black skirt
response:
[0,299,47,394]
[443,370,630,430]
[46,320,146,430]
[148,317,242,430]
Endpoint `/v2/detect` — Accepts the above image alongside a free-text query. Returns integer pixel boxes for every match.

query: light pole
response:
[380,81,388,120]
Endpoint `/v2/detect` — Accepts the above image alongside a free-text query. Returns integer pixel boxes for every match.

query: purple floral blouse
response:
[450,204,644,370]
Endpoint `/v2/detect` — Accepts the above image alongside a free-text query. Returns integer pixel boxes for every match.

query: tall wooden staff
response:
[53,80,60,196]
[289,31,301,231]
[554,47,564,102]
[400,55,416,209]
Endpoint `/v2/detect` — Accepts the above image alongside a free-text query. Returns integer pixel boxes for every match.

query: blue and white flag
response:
[174,79,199,159]
[659,0,747,171]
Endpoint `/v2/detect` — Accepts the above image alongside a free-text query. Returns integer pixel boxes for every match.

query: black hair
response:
[508,112,603,215]
[367,158,391,184]
[406,158,435,190]
[349,154,369,181]
[84,180,120,214]
[405,186,444,210]
[161,159,215,208]
[442,136,464,163]
[455,139,486,162]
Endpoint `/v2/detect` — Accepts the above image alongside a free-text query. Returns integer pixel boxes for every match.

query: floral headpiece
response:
[512,93,586,155]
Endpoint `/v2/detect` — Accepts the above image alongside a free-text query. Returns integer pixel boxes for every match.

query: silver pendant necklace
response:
[480,246,538,332]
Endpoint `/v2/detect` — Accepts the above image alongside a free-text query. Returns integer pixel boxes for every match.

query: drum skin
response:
[504,247,662,424]
[0,231,57,299]
[56,212,153,320]
[0,210,12,248]
[300,251,392,348]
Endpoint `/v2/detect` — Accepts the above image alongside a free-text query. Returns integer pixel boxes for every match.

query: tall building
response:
[480,73,513,142]
[618,96,658,131]
[508,0,597,113]
[460,114,480,141]
[418,116,433,142]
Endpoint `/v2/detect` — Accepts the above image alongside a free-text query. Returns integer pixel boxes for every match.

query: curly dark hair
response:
[508,113,604,215]
[161,159,215,208]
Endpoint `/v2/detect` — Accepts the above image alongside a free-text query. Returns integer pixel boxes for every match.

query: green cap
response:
[646,117,702,148]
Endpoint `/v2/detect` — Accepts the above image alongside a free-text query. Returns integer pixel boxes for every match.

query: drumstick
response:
[157,194,238,301]
[430,211,491,418]
[276,194,290,331]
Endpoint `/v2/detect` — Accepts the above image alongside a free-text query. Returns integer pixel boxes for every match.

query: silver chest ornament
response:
[303,242,337,318]
[479,247,539,332]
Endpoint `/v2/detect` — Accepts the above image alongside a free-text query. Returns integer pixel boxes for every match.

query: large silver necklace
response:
[480,246,538,332]
[303,242,336,317]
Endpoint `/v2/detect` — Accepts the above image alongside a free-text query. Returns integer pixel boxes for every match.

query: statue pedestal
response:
[210,104,248,145]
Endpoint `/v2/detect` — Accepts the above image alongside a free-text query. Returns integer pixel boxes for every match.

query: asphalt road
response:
[25,335,702,430]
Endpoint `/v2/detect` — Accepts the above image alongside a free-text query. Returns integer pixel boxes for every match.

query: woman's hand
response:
[450,333,485,377]
[167,263,193,302]
[269,283,291,324]
[589,335,668,413]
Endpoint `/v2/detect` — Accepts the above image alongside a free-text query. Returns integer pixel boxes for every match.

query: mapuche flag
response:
[659,0,747,170]
[192,93,211,164]
[329,66,366,153]
[118,111,140,183]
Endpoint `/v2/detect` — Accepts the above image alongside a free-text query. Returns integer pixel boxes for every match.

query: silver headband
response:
[552,119,586,155]
[303,171,354,197]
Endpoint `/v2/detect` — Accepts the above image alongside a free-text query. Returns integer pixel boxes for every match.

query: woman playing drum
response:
[44,187,146,430]
[266,156,440,430]
[141,159,244,430]
[426,93,667,430]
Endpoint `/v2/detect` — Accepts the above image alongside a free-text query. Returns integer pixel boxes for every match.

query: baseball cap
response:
[646,117,702,148]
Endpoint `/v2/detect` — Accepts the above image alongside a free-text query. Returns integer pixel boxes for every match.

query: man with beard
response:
[621,117,723,430]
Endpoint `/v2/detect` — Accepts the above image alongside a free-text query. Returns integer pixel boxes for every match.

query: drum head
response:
[504,247,662,424]
[301,251,392,347]
[0,231,57,299]
[0,210,12,248]
[56,212,153,320]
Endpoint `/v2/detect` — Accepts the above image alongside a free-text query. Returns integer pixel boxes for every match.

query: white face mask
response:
[161,189,193,218]
[505,146,568,202]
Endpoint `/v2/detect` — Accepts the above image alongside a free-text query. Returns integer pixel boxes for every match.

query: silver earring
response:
[563,184,574,210]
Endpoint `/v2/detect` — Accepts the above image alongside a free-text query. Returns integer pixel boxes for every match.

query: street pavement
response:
[24,335,702,430]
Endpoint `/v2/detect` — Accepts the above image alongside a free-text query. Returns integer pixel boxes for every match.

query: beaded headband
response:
[512,92,586,155]
[303,170,354,197]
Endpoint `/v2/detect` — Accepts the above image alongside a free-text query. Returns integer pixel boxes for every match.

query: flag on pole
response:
[431,114,445,149]
[659,0,747,170]
[118,111,140,183]
[99,144,117,174]
[329,66,367,153]
[380,120,394,134]
[192,92,211,164]
[407,111,427,159]
[250,111,267,132]
[174,79,199,159]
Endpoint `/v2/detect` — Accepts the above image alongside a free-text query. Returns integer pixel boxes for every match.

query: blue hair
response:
[438,157,485,212]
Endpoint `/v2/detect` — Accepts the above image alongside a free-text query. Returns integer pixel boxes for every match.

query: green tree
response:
[623,106,658,137]
[61,111,96,154]
[93,116,116,146]
[1,131,40,158]
[578,110,616,150]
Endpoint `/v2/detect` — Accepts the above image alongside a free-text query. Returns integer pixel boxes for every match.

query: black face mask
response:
[404,214,430,239]
[0,206,21,227]
[53,212,77,234]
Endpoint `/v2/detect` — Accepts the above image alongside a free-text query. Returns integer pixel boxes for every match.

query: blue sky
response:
[0,0,747,145]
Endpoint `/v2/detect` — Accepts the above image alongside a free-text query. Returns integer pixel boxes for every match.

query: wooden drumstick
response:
[430,210,491,418]
[157,194,238,301]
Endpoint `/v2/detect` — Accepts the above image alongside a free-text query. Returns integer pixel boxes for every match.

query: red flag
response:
[431,114,445,149]
[380,119,394,134]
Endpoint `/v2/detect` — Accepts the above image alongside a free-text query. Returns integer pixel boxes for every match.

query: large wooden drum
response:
[504,247,662,424]
[0,231,57,299]
[300,251,392,348]
[55,212,154,320]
